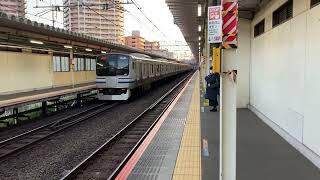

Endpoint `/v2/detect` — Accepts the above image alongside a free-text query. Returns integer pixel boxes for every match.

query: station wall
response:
[0,51,96,95]
[250,0,320,157]
[0,51,53,94]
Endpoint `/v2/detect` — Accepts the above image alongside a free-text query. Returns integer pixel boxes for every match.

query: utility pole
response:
[99,0,102,39]
[113,0,116,43]
[78,0,80,32]
[50,0,55,27]
[83,0,86,35]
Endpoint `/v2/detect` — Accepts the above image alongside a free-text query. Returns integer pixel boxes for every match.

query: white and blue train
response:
[96,53,191,100]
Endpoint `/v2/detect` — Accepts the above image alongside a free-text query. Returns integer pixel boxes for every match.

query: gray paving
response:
[128,76,320,180]
[127,75,196,180]
[200,86,220,180]
[200,96,320,180]
[237,108,320,180]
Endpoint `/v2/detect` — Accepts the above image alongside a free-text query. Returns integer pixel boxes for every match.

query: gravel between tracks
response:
[0,102,102,142]
[0,74,189,180]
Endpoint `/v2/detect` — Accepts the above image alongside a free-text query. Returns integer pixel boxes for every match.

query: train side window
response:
[132,62,135,69]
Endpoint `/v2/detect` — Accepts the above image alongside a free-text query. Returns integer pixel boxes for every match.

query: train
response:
[96,53,192,100]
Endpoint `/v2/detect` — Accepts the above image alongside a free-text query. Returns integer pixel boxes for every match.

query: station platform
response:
[116,71,320,180]
[0,83,96,110]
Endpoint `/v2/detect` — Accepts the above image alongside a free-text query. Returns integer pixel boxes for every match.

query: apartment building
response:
[0,0,25,17]
[63,0,124,44]
[125,30,145,50]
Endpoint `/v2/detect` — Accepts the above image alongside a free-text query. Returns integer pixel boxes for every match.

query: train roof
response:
[99,52,189,65]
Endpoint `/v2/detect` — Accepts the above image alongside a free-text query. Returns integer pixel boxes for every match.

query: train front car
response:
[96,53,134,100]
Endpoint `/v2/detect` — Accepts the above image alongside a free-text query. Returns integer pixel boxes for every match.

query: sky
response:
[25,0,193,60]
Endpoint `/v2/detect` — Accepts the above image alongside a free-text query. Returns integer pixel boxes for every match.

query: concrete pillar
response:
[220,51,237,180]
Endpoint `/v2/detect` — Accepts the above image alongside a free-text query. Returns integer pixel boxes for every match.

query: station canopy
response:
[166,0,262,60]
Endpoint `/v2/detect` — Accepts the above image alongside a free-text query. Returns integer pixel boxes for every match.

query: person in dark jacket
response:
[205,67,220,112]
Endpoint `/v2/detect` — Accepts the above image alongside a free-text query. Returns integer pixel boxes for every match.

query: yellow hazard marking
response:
[213,47,221,73]
[173,72,201,180]
[203,99,209,107]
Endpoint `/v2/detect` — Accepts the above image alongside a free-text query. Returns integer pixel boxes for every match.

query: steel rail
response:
[0,102,118,160]
[61,72,193,180]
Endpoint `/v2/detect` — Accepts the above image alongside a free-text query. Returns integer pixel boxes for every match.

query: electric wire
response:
[130,0,167,38]
[0,3,65,26]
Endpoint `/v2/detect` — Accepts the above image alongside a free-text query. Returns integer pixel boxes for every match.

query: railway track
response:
[61,73,192,180]
[0,102,118,160]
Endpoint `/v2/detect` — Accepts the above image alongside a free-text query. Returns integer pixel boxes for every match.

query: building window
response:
[74,57,85,71]
[272,0,293,27]
[53,56,70,72]
[254,19,265,37]
[311,0,320,7]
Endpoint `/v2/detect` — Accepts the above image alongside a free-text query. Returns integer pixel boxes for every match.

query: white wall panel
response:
[0,51,53,94]
[304,5,320,155]
[250,0,320,156]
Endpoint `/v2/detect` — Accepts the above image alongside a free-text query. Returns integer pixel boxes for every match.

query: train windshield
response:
[96,54,129,76]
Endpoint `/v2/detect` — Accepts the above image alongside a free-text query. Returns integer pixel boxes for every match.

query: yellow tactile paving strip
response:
[172,72,201,180]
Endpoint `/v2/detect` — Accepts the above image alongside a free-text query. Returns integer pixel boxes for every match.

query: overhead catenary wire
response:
[82,3,148,41]
[130,0,167,38]
[125,9,161,39]
[0,3,65,26]
[82,3,132,37]
[104,0,163,39]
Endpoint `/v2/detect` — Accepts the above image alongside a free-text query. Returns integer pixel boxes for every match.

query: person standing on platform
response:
[205,67,220,112]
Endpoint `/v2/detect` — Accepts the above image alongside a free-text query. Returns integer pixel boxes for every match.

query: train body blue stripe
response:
[118,81,136,83]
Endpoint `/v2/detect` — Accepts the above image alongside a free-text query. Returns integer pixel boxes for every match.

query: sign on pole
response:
[222,0,239,49]
[208,6,222,44]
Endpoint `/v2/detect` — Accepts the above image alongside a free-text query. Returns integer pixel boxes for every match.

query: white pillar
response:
[70,49,75,88]
[220,50,237,180]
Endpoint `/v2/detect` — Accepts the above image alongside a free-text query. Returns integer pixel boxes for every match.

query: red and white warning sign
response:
[208,6,222,43]
[222,0,238,49]
[209,6,221,20]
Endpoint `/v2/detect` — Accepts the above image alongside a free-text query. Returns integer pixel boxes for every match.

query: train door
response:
[147,63,149,79]
[136,61,141,81]
[140,62,144,80]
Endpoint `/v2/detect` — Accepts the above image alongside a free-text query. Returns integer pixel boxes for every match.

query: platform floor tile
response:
[172,73,201,180]
[127,73,198,180]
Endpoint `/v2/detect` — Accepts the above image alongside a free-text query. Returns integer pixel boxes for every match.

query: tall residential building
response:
[0,0,25,17]
[145,41,160,52]
[125,30,145,50]
[63,0,124,44]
